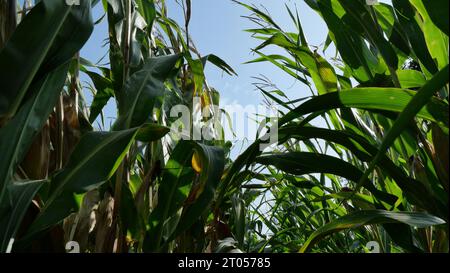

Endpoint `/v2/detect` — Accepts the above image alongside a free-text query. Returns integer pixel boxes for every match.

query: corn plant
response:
[0,0,448,254]
[0,0,234,253]
[225,0,448,253]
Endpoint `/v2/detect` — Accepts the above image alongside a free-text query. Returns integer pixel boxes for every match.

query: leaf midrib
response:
[7,4,74,118]
[31,131,129,231]
[125,69,156,129]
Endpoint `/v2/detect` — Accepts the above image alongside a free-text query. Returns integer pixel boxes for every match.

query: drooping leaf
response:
[255,152,397,205]
[0,0,93,119]
[0,64,69,203]
[135,123,170,142]
[353,65,449,210]
[168,143,225,244]
[113,54,181,130]
[277,126,445,213]
[300,210,446,252]
[0,180,45,252]
[21,128,138,242]
[280,88,449,130]
[82,69,115,123]
[202,54,237,76]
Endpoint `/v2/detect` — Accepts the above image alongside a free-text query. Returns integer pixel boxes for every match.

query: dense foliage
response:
[0,0,448,253]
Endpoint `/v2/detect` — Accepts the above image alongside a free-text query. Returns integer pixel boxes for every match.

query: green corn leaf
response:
[352,65,449,211]
[374,3,411,56]
[315,0,379,82]
[278,126,447,214]
[144,140,196,252]
[20,128,138,243]
[339,0,399,72]
[135,123,171,142]
[82,69,115,123]
[398,70,427,89]
[410,0,449,71]
[0,180,45,252]
[113,54,181,130]
[421,0,449,36]
[167,143,225,245]
[0,64,69,203]
[255,152,397,205]
[0,0,93,119]
[202,54,237,76]
[280,88,449,130]
[392,0,438,75]
[300,210,446,252]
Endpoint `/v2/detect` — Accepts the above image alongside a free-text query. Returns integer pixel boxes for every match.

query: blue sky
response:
[162,0,328,105]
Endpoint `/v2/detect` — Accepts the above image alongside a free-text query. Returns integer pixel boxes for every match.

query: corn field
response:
[0,0,448,254]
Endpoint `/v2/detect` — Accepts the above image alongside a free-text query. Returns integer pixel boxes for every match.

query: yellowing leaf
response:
[192,151,202,173]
